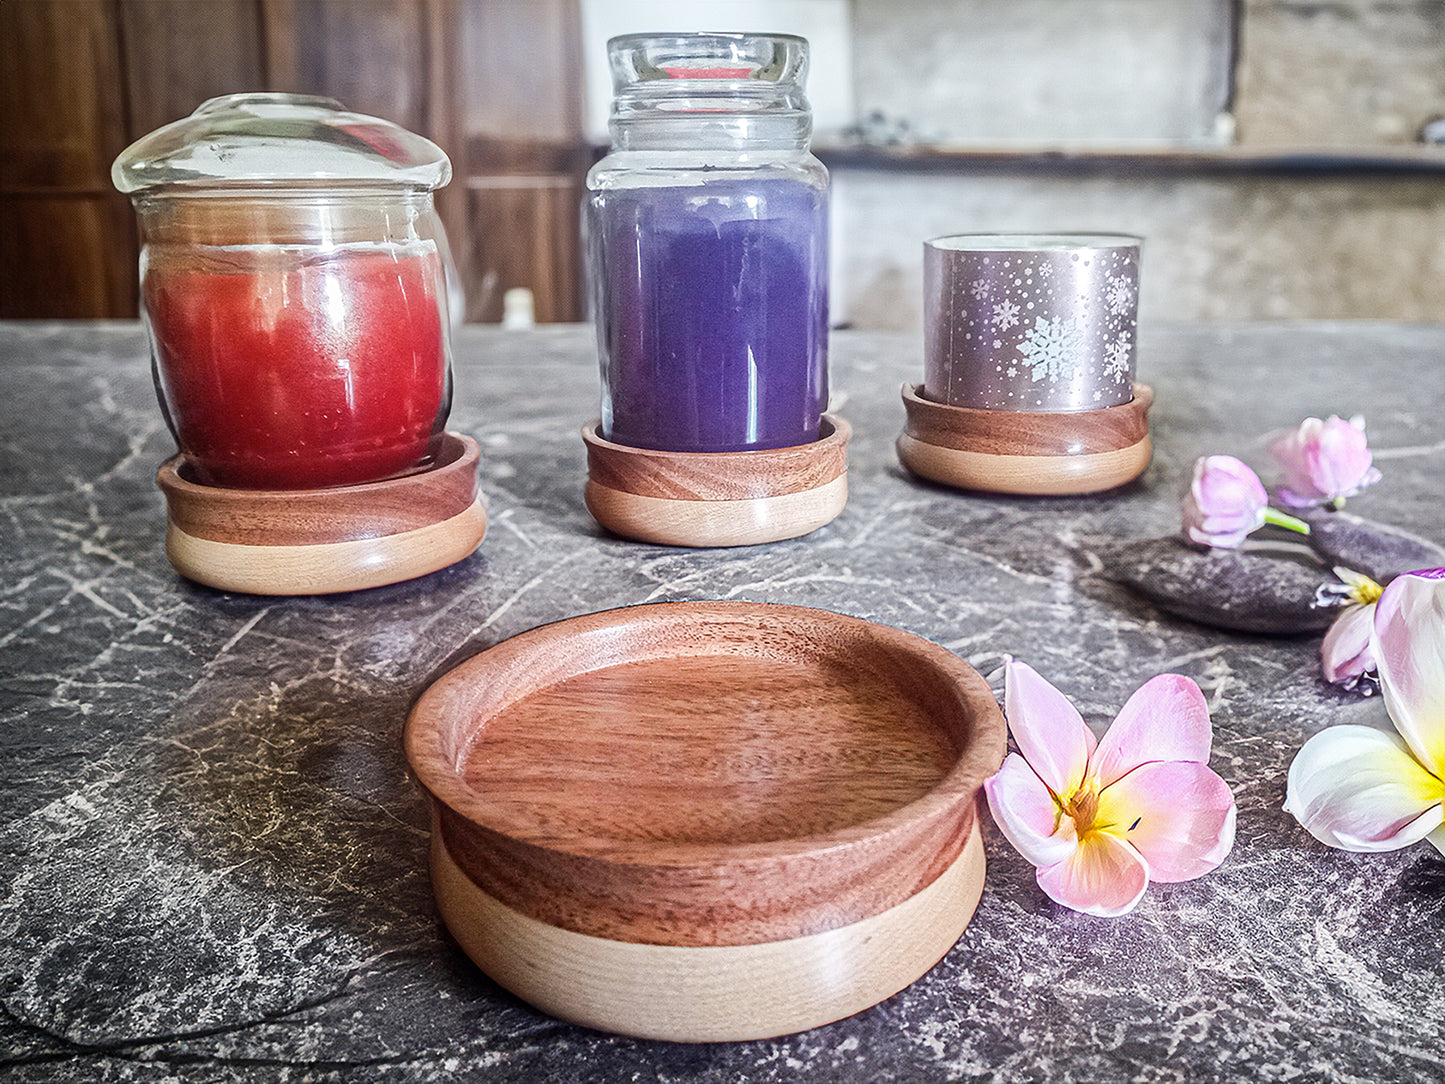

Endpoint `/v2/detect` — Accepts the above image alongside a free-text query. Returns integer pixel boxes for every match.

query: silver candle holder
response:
[923,233,1141,412]
[899,233,1154,496]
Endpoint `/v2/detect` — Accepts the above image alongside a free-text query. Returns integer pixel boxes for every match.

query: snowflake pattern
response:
[1017,315,1088,383]
[938,246,1137,407]
[1103,330,1132,377]
[1105,274,1135,318]
[991,299,1020,330]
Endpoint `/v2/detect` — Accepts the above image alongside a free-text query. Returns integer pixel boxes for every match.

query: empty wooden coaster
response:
[404,600,1006,1042]
[897,383,1153,496]
[581,416,849,547]
[156,432,487,595]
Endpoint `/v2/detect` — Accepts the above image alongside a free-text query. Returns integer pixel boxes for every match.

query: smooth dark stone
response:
[1302,508,1445,583]
[1102,536,1337,634]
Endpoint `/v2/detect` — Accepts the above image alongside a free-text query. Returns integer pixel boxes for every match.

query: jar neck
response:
[132,187,438,247]
[610,107,813,152]
[606,33,813,152]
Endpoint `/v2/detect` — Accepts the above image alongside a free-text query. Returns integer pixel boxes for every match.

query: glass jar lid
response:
[112,92,451,195]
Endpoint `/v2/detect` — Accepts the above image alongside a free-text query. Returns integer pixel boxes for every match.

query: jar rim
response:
[113,92,450,196]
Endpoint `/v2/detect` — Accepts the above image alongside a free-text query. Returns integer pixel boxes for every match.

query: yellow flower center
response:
[1063,781,1101,835]
[1349,576,1384,607]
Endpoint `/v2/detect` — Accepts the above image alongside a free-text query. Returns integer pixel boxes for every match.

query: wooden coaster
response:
[581,416,850,547]
[405,600,1006,1041]
[897,383,1153,496]
[156,432,487,595]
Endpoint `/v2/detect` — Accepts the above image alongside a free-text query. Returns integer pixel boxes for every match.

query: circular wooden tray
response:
[897,383,1153,495]
[581,416,850,547]
[156,432,486,595]
[405,601,1005,1041]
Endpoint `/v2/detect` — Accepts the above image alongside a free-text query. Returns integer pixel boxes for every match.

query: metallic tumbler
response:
[923,234,1141,413]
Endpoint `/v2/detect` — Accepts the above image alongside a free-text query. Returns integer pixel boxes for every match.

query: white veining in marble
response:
[1,321,1442,1083]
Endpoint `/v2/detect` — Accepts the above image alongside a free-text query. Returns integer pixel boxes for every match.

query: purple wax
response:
[593,177,828,452]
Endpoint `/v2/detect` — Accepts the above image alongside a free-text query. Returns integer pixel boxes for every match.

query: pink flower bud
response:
[1181,455,1268,548]
[1268,415,1381,509]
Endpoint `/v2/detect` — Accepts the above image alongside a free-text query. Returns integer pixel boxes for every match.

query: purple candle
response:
[593,177,829,452]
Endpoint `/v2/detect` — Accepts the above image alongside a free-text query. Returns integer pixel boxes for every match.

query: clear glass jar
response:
[587,33,830,453]
[113,93,457,490]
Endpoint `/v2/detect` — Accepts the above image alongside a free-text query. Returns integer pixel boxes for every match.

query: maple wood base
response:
[156,432,487,594]
[432,819,985,1043]
[582,416,850,547]
[897,383,1154,495]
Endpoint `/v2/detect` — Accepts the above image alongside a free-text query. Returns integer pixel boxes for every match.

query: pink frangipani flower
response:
[1319,567,1384,689]
[1287,568,1445,854]
[1181,455,1309,549]
[983,662,1237,917]
[1268,414,1381,509]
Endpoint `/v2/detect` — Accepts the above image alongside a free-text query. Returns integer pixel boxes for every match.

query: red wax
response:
[144,243,449,489]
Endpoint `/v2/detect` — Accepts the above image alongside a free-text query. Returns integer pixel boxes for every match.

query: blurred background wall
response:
[4,0,1444,325]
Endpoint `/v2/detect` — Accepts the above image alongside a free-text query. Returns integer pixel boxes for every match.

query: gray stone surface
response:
[2,321,1444,1083]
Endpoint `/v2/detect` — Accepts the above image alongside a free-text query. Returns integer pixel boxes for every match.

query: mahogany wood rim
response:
[901,383,1153,457]
[404,601,1006,946]
[581,414,850,501]
[430,817,987,1042]
[156,432,480,546]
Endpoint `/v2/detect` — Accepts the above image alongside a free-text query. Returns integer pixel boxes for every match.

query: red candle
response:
[145,242,449,489]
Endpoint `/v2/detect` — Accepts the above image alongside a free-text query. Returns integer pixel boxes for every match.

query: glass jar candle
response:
[587,33,830,453]
[113,94,457,490]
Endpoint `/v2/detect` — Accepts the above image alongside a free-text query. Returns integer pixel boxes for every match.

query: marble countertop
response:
[2,321,1443,1083]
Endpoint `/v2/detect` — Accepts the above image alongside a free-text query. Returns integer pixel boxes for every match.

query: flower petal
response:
[983,753,1076,868]
[1321,601,1376,686]
[1090,674,1212,789]
[1270,415,1380,507]
[1004,661,1096,797]
[1035,831,1150,917]
[1284,724,1445,851]
[1095,760,1236,882]
[1375,568,1445,778]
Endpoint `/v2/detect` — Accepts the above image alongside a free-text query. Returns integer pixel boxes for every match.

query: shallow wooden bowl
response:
[405,600,1006,1042]
[582,415,849,547]
[156,432,487,595]
[897,383,1153,495]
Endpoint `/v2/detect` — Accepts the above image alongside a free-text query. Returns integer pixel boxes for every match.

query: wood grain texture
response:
[261,0,431,138]
[582,415,850,546]
[903,383,1153,457]
[898,383,1153,494]
[0,0,137,317]
[584,416,850,501]
[453,0,587,322]
[431,817,987,1042]
[157,433,480,546]
[584,476,848,548]
[120,0,266,140]
[165,499,487,595]
[405,601,1006,947]
[897,433,1153,496]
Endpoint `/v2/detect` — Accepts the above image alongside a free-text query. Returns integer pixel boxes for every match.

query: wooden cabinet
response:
[0,0,589,322]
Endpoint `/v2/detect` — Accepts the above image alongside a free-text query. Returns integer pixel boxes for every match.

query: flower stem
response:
[1263,507,1312,535]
